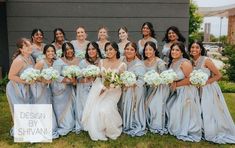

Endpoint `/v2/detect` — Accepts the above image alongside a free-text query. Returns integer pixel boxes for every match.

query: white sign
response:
[14,104,52,143]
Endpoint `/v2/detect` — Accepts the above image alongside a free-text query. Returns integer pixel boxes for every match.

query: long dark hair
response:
[12,38,30,61]
[52,28,66,43]
[31,28,44,42]
[143,41,159,60]
[162,26,185,43]
[188,40,207,56]
[61,42,75,58]
[104,42,120,59]
[43,44,56,54]
[85,42,103,64]
[124,42,142,60]
[168,41,190,68]
[141,22,156,38]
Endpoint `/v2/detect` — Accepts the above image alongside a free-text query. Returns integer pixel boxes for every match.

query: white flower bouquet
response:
[160,69,178,84]
[189,69,209,86]
[144,70,162,86]
[103,69,122,89]
[75,50,86,59]
[40,67,60,81]
[62,65,81,78]
[120,71,137,87]
[82,65,100,77]
[56,49,63,58]
[20,68,40,83]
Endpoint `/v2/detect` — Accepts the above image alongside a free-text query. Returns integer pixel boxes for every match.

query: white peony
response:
[120,71,137,87]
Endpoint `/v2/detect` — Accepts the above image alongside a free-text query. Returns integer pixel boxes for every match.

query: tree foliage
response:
[189,0,203,43]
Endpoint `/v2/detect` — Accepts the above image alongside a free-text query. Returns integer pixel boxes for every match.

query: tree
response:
[189,0,203,43]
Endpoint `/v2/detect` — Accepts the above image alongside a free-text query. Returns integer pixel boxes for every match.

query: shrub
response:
[223,44,235,82]
[218,81,235,93]
[0,74,9,93]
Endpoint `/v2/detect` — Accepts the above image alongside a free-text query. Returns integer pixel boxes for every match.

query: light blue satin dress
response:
[195,56,235,144]
[121,58,147,136]
[31,43,46,62]
[51,58,76,136]
[137,38,158,57]
[30,59,59,139]
[6,55,35,136]
[71,40,89,59]
[144,58,170,135]
[161,43,170,64]
[166,58,202,142]
[74,59,99,133]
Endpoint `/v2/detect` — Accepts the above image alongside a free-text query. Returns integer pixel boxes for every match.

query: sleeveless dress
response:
[74,59,99,133]
[137,38,158,57]
[166,58,202,142]
[121,58,146,136]
[82,60,126,141]
[161,43,170,64]
[30,59,59,139]
[195,56,235,144]
[51,58,76,136]
[31,43,46,62]
[6,55,35,136]
[144,58,170,135]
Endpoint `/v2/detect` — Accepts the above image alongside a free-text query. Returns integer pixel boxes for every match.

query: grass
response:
[0,93,235,148]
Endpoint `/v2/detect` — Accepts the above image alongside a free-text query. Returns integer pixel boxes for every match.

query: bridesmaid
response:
[51,42,78,136]
[97,26,109,57]
[166,42,202,142]
[138,22,158,57]
[74,42,103,133]
[117,26,130,56]
[121,42,146,136]
[189,41,235,144]
[6,38,35,135]
[34,44,59,139]
[52,28,67,51]
[143,41,169,135]
[71,26,90,56]
[162,26,185,64]
[31,28,46,62]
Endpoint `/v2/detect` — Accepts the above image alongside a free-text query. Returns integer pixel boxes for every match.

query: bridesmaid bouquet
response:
[120,71,137,87]
[189,69,209,87]
[40,67,60,81]
[160,69,178,84]
[103,70,122,89]
[62,65,81,79]
[20,67,40,83]
[82,65,100,77]
[75,50,86,59]
[56,49,63,58]
[144,70,162,86]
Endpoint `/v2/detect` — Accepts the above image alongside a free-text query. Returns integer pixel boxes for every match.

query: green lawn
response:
[0,93,235,148]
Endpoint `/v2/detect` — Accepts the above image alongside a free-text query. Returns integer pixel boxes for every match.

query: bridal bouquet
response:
[75,50,86,59]
[189,69,209,87]
[20,67,40,83]
[120,71,137,87]
[144,70,162,86]
[103,70,122,89]
[56,49,63,58]
[160,69,178,84]
[62,65,81,78]
[40,67,60,81]
[82,65,100,77]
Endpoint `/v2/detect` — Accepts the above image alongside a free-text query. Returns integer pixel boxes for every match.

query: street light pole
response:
[219,17,223,46]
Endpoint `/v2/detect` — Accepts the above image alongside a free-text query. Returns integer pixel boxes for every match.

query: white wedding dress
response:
[82,62,126,141]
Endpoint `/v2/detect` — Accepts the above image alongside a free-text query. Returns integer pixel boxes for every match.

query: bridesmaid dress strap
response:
[197,56,206,69]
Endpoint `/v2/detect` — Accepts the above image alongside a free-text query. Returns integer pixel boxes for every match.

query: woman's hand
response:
[170,81,177,91]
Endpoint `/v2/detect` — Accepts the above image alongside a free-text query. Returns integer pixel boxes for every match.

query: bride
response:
[82,42,126,141]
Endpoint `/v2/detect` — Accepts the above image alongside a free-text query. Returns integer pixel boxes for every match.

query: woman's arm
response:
[8,58,27,84]
[205,58,222,84]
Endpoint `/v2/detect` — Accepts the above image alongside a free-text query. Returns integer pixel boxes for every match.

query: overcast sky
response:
[193,0,235,37]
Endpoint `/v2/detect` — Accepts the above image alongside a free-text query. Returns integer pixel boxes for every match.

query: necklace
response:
[145,57,156,67]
